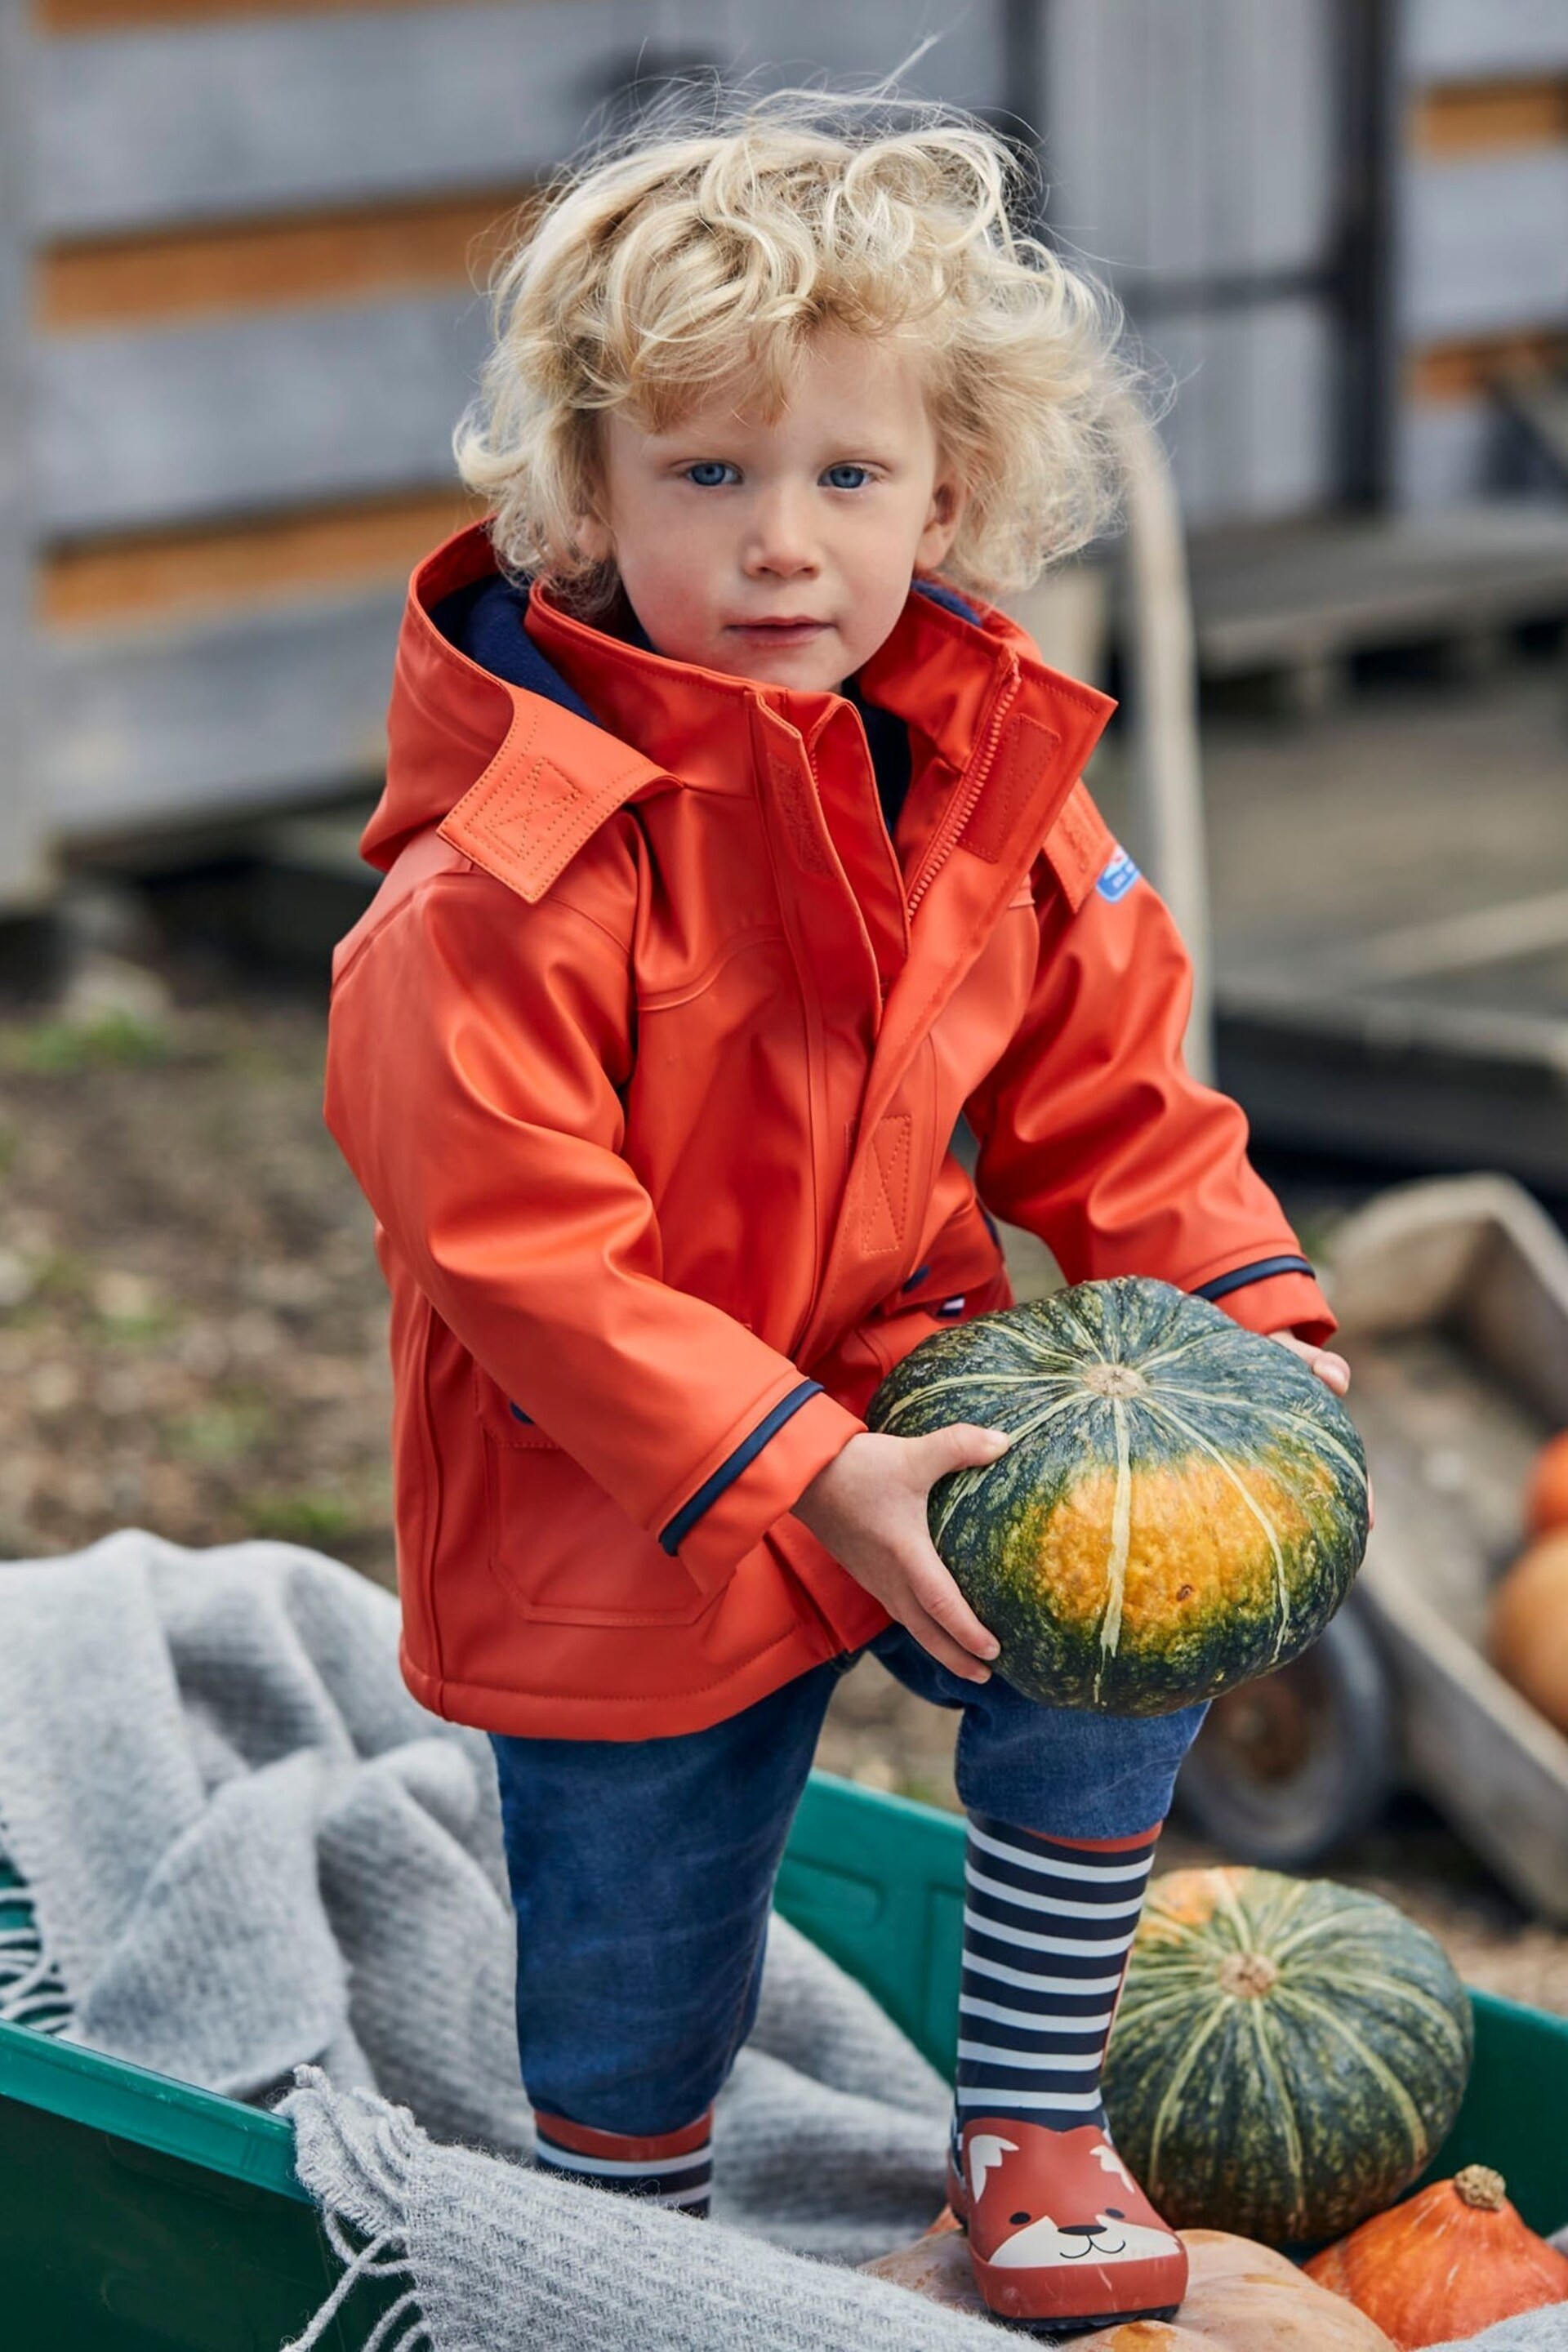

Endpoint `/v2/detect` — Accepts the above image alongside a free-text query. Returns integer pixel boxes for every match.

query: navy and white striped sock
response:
[951,1812,1160,2161]
[532,2107,713,2217]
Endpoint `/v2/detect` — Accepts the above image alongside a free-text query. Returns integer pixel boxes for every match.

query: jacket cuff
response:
[1205,1268,1336,1348]
[661,1387,866,1597]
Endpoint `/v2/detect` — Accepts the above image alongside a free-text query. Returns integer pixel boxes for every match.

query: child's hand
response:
[1270,1331,1375,1527]
[792,1427,1009,1683]
[1270,1331,1351,1395]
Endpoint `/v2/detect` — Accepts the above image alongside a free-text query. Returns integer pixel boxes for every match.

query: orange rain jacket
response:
[325,522,1334,1740]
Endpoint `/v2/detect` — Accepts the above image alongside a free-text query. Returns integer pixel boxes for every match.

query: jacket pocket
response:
[476,1388,717,1628]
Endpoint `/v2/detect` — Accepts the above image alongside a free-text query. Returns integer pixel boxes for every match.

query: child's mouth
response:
[725,620,830,645]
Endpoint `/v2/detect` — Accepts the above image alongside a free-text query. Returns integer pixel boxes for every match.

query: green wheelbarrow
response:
[3,1771,1566,2349]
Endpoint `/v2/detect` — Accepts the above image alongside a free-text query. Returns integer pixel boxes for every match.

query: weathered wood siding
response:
[7,0,1556,887]
[1397,1,1568,506]
[1,0,47,902]
[5,0,1003,893]
[1040,0,1340,529]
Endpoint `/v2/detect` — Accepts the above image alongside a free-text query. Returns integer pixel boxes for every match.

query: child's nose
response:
[744,489,820,577]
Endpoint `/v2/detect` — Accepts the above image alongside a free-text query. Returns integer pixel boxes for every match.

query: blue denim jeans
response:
[489,1624,1206,2136]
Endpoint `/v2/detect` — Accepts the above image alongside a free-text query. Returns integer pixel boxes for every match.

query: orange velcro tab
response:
[440,706,651,904]
[962,713,1060,865]
[1040,780,1116,913]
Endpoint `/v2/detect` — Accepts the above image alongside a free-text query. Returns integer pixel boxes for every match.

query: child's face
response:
[576,330,967,692]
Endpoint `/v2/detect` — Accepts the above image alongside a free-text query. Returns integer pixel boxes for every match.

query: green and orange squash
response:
[1102,1867,1473,2245]
[866,1276,1369,1716]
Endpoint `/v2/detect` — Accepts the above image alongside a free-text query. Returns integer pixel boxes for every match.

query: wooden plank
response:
[1153,300,1334,528]
[1188,505,1568,669]
[1225,0,1334,274]
[0,0,51,907]
[1040,0,1152,272]
[34,2,625,234]
[1215,1002,1568,1190]
[34,292,490,532]
[1046,0,1331,284]
[1402,149,1568,339]
[1142,0,1207,281]
[723,0,1000,111]
[1150,314,1220,521]
[1396,398,1494,507]
[1496,368,1568,488]
[1238,888,1568,994]
[38,186,536,328]
[1045,0,1338,530]
[1405,0,1568,82]
[1040,1,1120,267]
[1414,77,1568,155]
[38,488,479,628]
[34,0,1003,239]
[40,0,465,27]
[40,590,404,832]
[1233,298,1335,514]
[1410,328,1568,401]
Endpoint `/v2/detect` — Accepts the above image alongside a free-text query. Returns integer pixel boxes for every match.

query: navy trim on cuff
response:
[659,1381,825,1557]
[1194,1254,1316,1303]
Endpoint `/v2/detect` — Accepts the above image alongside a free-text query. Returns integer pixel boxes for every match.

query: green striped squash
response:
[866,1275,1369,1716]
[1102,1866,1473,2243]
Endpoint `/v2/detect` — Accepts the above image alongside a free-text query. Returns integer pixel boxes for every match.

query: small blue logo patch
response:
[1096,845,1142,903]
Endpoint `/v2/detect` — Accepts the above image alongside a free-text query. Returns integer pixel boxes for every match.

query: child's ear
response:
[574,510,614,565]
[916,473,969,572]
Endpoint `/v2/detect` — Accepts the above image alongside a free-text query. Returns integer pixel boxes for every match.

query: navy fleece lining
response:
[659,1381,824,1556]
[1195,1255,1316,1303]
[430,576,599,723]
[432,569,980,845]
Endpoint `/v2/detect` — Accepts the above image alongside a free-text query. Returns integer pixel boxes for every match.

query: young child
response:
[323,92,1348,2330]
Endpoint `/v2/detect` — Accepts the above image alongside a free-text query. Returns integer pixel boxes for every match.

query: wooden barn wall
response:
[1039,0,1568,519]
[4,0,1002,881]
[1,0,46,898]
[1041,0,1339,532]
[1397,0,1568,507]
[7,0,1560,879]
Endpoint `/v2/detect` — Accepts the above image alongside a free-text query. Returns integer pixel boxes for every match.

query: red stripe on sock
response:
[533,2108,713,2163]
[1021,1823,1163,1853]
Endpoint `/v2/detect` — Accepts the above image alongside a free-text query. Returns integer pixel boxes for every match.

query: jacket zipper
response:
[796,662,1019,1363]
[903,663,1020,920]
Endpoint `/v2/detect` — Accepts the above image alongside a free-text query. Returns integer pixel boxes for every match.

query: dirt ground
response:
[3,926,1567,2017]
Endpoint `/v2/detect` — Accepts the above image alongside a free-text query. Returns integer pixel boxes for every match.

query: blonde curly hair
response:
[453,86,1134,610]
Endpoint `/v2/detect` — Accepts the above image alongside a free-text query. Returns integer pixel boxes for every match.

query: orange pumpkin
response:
[862,2224,1396,2345]
[1489,1534,1568,1737]
[1525,1430,1568,1539]
[1305,2166,1568,2350]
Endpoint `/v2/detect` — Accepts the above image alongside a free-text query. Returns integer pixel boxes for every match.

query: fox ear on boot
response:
[950,2119,1186,2332]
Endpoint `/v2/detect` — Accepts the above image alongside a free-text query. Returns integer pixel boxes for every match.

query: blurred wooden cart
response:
[1177,1174,1568,1924]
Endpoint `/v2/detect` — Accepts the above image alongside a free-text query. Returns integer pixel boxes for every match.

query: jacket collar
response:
[520,570,1020,803]
[368,522,1114,906]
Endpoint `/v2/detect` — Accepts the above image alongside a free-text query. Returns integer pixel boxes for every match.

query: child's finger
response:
[911,1422,1012,1486]
[1269,1331,1352,1394]
[906,1603,993,1682]
[909,1552,1000,1664]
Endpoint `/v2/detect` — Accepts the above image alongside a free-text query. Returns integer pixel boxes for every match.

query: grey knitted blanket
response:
[2,1533,1562,2352]
[0,1533,997,2349]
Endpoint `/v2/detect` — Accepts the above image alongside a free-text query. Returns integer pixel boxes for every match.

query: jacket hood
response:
[360,523,1008,877]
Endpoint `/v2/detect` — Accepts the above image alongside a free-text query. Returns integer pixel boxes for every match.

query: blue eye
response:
[823,464,871,490]
[684,461,738,488]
